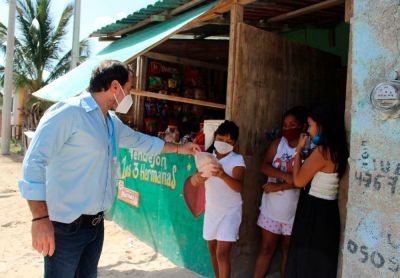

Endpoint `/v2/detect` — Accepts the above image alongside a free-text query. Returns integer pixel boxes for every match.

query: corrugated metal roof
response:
[91,0,194,36]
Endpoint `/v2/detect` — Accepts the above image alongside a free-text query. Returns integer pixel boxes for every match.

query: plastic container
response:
[194,88,206,100]
[144,117,158,135]
[164,125,180,143]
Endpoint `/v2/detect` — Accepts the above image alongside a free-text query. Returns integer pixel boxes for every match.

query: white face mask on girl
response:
[114,83,133,114]
[214,140,234,155]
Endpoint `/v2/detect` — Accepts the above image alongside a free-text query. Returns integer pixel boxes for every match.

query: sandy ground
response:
[0,154,202,278]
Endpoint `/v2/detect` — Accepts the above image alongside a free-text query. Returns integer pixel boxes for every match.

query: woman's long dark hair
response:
[309,106,349,178]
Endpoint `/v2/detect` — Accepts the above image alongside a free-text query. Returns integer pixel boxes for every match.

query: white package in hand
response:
[198,163,220,178]
[194,152,219,178]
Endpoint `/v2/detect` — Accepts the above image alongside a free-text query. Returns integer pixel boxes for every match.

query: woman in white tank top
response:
[286,106,349,278]
[254,107,308,278]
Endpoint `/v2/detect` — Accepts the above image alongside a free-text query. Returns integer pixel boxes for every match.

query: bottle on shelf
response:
[164,125,180,143]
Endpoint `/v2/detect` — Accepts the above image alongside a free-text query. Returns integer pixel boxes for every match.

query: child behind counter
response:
[190,120,246,278]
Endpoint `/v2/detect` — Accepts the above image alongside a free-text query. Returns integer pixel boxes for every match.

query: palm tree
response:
[0,0,90,129]
[0,21,6,88]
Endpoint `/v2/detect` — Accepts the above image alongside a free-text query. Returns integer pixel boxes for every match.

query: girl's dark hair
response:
[283,106,308,126]
[309,105,349,178]
[206,120,239,152]
[214,120,239,140]
[88,60,129,93]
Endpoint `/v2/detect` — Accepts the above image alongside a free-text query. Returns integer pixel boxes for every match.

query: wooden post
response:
[134,56,148,130]
[345,0,353,23]
[225,2,243,120]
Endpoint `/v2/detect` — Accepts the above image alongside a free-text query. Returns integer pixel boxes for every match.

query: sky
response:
[0,0,159,65]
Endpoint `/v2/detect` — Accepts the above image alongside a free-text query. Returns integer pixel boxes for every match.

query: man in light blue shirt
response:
[19,60,199,277]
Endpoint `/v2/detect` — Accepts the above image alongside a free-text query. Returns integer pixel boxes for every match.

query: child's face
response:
[215,134,236,146]
[282,114,302,130]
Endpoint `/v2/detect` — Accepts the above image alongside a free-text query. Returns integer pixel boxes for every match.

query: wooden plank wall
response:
[230,23,344,276]
[226,3,244,119]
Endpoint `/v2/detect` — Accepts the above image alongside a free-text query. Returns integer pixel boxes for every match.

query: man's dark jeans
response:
[44,214,104,278]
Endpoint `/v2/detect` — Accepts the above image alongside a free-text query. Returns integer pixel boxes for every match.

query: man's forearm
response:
[27,200,49,218]
[161,142,178,154]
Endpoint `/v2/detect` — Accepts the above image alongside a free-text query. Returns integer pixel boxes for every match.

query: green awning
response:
[91,0,193,37]
[33,1,217,102]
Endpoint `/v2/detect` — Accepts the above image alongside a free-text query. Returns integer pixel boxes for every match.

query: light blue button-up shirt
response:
[19,93,165,223]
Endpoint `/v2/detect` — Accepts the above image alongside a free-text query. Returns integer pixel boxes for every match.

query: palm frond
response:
[14,72,32,89]
[0,65,4,87]
[48,3,73,63]
[1,0,91,129]
[16,0,37,56]
[0,22,7,55]
[46,38,90,83]
[35,0,53,72]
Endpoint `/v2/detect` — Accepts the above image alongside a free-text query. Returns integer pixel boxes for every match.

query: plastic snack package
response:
[194,152,220,178]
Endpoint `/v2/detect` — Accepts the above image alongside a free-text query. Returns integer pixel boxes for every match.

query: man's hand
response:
[162,142,201,155]
[32,218,55,257]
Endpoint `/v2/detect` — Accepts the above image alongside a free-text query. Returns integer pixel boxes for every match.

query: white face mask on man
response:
[214,140,234,155]
[114,83,133,114]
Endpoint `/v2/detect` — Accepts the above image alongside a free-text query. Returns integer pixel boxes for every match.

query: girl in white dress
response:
[190,120,245,278]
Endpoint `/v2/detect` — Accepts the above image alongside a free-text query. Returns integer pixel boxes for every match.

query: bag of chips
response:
[194,152,220,178]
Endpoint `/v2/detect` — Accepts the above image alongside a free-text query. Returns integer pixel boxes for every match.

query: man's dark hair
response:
[88,60,129,93]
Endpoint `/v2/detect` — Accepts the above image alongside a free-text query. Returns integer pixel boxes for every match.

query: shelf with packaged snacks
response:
[130,90,226,110]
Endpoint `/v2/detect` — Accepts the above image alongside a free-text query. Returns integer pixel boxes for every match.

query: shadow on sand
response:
[98,263,202,278]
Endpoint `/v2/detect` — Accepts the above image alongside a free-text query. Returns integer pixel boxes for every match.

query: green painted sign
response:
[107,148,213,277]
